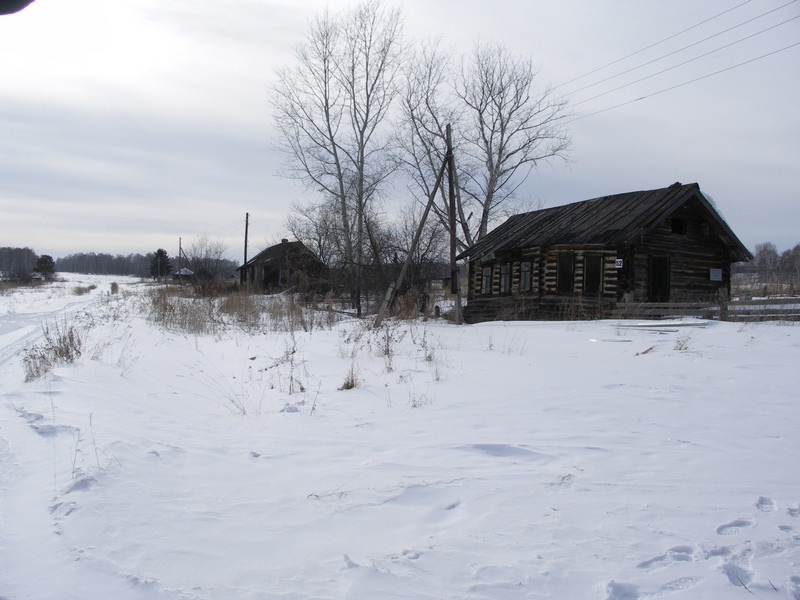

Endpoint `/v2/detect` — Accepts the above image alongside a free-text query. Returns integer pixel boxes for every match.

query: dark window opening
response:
[278,268,290,286]
[556,252,574,294]
[520,261,532,292]
[671,218,687,235]
[500,263,511,294]
[584,254,603,295]
[481,266,492,295]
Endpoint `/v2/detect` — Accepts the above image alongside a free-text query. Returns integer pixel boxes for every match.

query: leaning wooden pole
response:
[373,152,449,328]
[242,212,249,288]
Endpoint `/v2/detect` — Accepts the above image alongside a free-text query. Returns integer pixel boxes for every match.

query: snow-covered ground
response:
[1,274,798,600]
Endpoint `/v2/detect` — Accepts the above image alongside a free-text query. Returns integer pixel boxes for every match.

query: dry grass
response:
[146,286,220,335]
[146,285,342,335]
[72,284,97,296]
[23,319,85,381]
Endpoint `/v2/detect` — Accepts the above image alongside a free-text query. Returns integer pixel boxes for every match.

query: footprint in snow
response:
[721,561,753,588]
[548,473,576,489]
[655,576,702,595]
[755,496,775,512]
[636,546,693,570]
[716,519,753,536]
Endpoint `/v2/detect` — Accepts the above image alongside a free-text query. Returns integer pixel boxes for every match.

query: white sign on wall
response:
[615,259,624,269]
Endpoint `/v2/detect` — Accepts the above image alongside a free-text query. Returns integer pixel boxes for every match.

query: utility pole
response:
[446,125,463,325]
[178,237,183,286]
[374,124,464,327]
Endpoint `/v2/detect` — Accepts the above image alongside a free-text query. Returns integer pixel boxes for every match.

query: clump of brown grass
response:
[72,284,97,296]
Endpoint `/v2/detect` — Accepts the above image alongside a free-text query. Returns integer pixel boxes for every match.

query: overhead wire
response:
[570,14,800,108]
[553,0,756,90]
[563,40,800,124]
[562,0,799,98]
[551,0,800,123]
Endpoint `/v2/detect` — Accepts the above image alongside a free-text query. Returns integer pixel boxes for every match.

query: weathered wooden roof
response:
[462,182,752,262]
[240,240,320,269]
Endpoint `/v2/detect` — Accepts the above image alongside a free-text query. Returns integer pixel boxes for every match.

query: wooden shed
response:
[239,239,328,292]
[460,182,753,322]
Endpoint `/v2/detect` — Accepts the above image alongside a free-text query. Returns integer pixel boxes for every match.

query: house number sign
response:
[614,259,624,269]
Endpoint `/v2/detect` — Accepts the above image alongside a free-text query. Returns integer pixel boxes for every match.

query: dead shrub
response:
[392,289,421,320]
[72,284,97,296]
[339,363,359,390]
[218,291,265,330]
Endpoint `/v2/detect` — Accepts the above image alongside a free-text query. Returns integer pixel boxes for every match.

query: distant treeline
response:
[55,252,152,277]
[0,246,37,280]
[733,241,800,284]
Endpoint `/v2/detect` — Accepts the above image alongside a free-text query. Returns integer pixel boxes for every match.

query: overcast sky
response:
[1,0,798,260]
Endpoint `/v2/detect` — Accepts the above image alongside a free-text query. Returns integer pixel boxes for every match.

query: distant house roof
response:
[461,182,752,263]
[174,268,194,276]
[239,239,321,270]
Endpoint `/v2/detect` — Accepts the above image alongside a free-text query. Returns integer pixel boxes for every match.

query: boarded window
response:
[584,254,603,295]
[500,263,511,293]
[556,253,574,294]
[481,266,492,294]
[278,268,290,286]
[520,261,532,292]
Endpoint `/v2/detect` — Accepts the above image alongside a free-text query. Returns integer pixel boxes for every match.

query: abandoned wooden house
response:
[460,182,753,322]
[239,239,327,292]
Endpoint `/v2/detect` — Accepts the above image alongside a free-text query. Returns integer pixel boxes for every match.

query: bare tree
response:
[754,242,780,283]
[186,235,232,293]
[397,41,571,249]
[272,0,403,315]
[457,43,571,240]
[286,200,342,269]
[778,243,800,285]
[391,200,448,280]
[396,41,473,252]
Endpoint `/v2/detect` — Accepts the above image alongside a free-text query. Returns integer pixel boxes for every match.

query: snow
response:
[1,274,799,599]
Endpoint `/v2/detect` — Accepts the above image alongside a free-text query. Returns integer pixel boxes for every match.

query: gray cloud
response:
[1,0,798,260]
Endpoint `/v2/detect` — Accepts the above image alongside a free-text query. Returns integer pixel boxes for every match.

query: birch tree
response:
[396,41,474,252]
[457,43,571,240]
[398,41,571,247]
[272,0,402,315]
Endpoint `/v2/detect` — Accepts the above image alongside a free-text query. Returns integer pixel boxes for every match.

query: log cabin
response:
[460,182,753,322]
[239,239,328,292]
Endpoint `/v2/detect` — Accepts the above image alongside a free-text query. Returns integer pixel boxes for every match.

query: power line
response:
[564,40,800,124]
[563,0,799,98]
[571,15,800,108]
[553,0,756,90]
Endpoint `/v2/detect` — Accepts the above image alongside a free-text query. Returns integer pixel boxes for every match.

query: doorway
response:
[649,255,670,301]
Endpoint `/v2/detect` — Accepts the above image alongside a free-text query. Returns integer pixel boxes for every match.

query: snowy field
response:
[1,274,798,600]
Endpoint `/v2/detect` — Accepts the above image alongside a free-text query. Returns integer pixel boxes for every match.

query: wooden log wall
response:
[631,202,730,302]
[540,246,618,297]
